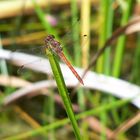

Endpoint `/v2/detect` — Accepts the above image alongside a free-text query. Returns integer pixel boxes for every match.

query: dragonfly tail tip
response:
[81,80,84,85]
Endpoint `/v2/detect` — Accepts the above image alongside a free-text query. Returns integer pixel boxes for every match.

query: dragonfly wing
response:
[14,45,46,56]
[17,58,43,74]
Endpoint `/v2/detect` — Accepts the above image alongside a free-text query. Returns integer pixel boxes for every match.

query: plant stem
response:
[45,48,81,140]
[112,0,132,77]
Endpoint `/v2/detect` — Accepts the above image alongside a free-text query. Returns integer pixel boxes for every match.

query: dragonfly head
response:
[45,34,55,43]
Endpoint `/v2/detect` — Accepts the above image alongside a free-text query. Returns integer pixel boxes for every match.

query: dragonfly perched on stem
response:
[44,34,84,85]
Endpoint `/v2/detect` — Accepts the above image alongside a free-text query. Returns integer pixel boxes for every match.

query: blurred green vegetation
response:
[0,0,140,140]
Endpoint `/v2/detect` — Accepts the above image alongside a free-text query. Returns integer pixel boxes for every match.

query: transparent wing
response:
[17,58,44,75]
[15,45,47,74]
[14,45,46,57]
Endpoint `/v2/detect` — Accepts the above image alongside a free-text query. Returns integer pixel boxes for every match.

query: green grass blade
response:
[70,0,80,66]
[103,0,114,75]
[131,33,140,85]
[45,48,81,140]
[112,0,132,77]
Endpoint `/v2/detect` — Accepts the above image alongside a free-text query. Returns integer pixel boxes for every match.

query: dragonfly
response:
[44,34,84,85]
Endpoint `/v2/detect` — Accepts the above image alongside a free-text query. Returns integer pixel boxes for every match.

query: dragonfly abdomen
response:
[59,52,84,85]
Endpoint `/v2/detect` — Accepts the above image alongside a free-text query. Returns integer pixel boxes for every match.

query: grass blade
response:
[45,48,81,140]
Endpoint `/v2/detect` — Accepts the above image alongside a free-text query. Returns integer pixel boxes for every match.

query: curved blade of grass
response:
[45,48,81,140]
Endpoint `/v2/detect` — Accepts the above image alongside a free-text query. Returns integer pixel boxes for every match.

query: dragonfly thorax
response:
[51,40,61,47]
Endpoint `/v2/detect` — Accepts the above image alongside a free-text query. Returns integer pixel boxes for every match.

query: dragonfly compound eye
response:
[45,34,55,41]
[48,34,55,39]
[50,34,55,38]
